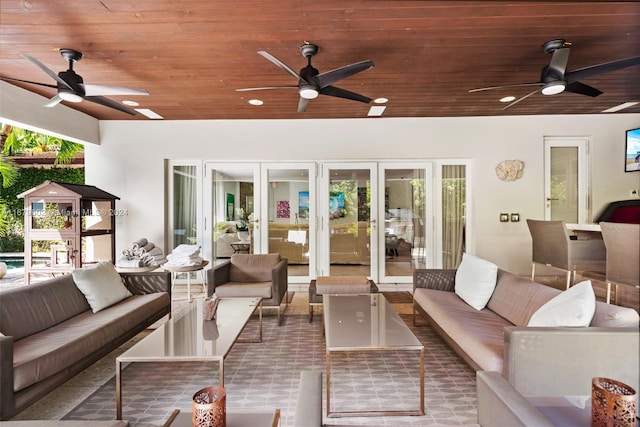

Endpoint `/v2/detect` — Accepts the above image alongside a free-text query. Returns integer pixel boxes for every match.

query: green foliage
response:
[0,156,18,187]
[0,167,84,253]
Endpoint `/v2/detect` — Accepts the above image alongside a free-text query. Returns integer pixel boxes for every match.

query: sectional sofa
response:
[412,255,639,389]
[0,263,171,420]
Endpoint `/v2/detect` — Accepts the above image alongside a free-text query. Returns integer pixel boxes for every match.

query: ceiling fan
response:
[0,48,149,115]
[236,42,374,112]
[469,39,640,110]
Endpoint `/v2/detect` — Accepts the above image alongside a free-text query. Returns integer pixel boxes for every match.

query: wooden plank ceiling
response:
[1,0,639,120]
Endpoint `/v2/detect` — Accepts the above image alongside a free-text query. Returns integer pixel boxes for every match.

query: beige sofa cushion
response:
[414,288,508,372]
[214,282,272,299]
[0,275,90,340]
[315,276,370,294]
[12,293,169,391]
[229,254,280,282]
[487,270,560,326]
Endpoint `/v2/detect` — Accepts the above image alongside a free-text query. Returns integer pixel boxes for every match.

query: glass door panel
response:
[544,137,588,223]
[262,163,315,282]
[379,163,431,283]
[441,164,466,269]
[204,163,260,263]
[321,163,377,280]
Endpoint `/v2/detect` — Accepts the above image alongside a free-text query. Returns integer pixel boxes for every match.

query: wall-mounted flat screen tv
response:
[626,127,640,172]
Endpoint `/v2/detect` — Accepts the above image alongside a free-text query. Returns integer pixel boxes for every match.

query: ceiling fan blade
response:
[235,86,298,92]
[44,95,63,108]
[565,81,603,97]
[21,53,72,90]
[566,56,640,83]
[297,97,309,113]
[547,47,570,79]
[316,60,374,89]
[469,82,542,93]
[319,85,372,103]
[0,75,58,89]
[85,96,137,115]
[83,84,149,97]
[502,89,540,110]
[257,51,306,83]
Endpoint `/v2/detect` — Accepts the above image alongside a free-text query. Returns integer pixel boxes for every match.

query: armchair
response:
[600,221,639,304]
[526,219,606,289]
[207,254,288,331]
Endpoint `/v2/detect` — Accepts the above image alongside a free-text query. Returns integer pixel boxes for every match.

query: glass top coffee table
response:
[116,297,261,420]
[323,293,425,417]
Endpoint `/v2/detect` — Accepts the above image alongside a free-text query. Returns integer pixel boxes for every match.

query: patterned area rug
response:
[63,314,477,427]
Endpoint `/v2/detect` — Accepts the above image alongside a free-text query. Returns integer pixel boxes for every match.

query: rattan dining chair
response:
[599,221,640,304]
[526,219,606,289]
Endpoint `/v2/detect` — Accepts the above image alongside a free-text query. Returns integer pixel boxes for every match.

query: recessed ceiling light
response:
[122,100,139,107]
[135,108,163,119]
[248,99,263,106]
[368,105,386,117]
[601,102,639,113]
[374,98,388,104]
[500,96,516,103]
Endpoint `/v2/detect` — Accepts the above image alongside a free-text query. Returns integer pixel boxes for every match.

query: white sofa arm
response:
[504,327,639,397]
[477,371,554,427]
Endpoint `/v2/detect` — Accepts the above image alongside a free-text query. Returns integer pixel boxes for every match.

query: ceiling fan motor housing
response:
[57,70,85,97]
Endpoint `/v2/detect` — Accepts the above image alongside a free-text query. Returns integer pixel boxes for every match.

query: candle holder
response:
[192,386,226,427]
[592,377,637,427]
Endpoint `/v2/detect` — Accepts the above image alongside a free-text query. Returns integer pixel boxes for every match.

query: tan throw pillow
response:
[72,261,132,313]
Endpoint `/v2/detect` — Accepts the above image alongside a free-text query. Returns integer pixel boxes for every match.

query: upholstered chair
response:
[526,219,606,289]
[600,221,640,303]
[207,254,288,332]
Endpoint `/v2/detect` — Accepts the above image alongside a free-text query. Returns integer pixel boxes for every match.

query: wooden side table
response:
[162,408,280,427]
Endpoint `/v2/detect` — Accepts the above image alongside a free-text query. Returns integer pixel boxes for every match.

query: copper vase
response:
[591,377,637,427]
[192,386,226,427]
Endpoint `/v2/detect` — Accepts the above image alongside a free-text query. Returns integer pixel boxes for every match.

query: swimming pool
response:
[0,256,24,269]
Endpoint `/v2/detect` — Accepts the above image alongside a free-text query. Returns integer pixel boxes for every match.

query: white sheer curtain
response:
[442,165,466,269]
[172,165,197,248]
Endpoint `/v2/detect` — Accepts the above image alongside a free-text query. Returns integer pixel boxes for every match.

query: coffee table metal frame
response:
[115,297,261,420]
[162,408,280,427]
[323,293,425,418]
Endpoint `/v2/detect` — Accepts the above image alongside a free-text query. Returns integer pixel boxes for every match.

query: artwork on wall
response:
[226,193,234,221]
[277,200,290,218]
[329,191,345,219]
[298,191,309,219]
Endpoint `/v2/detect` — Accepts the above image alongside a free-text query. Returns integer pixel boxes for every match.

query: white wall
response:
[82,114,640,275]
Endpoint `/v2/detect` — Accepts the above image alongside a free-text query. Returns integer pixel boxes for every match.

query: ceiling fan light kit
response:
[541,81,566,96]
[235,41,374,112]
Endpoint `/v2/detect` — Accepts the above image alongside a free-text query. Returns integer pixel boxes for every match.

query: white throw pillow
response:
[528,280,596,327]
[454,253,499,310]
[72,261,132,313]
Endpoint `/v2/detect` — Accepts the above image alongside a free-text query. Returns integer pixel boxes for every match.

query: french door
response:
[544,137,589,223]
[319,163,378,280]
[379,162,433,284]
[203,163,261,263]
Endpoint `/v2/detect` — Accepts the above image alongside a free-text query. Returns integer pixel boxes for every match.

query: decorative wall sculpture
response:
[495,160,525,181]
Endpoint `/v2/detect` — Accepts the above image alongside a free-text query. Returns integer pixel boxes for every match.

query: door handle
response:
[546,198,559,201]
